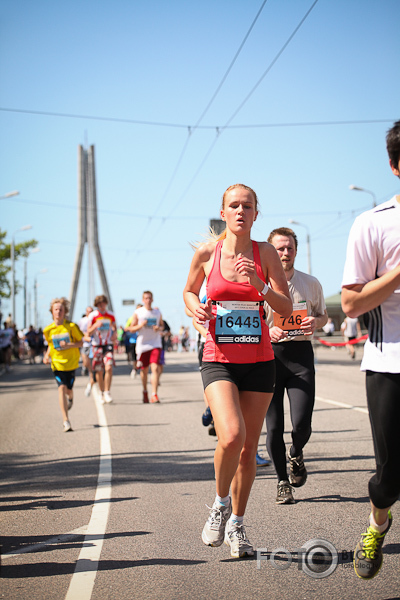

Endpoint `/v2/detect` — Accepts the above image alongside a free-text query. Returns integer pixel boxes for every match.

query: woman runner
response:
[183,184,291,557]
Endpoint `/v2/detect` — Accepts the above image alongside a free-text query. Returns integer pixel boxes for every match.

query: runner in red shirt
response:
[183,183,291,558]
[87,295,117,404]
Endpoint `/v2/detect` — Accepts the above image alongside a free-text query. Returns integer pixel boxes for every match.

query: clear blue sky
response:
[2,0,399,334]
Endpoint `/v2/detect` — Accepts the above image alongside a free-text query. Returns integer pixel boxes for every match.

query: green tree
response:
[0,229,39,298]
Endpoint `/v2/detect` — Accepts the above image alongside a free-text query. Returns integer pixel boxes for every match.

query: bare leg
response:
[5,347,12,369]
[58,385,69,421]
[150,362,160,395]
[141,367,149,392]
[231,391,272,516]
[104,366,113,391]
[206,382,272,517]
[206,381,245,499]
[97,370,105,393]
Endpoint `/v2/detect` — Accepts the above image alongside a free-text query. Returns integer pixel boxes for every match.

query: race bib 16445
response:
[215,301,261,344]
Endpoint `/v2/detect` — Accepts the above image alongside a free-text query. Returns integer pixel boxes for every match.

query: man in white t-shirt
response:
[342,120,400,580]
[128,291,163,403]
[266,227,328,505]
[341,316,361,359]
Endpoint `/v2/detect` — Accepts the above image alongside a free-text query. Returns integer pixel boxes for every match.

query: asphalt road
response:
[1,346,399,600]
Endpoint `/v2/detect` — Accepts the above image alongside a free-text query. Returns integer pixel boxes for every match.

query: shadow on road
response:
[1,556,207,579]
[1,528,149,555]
[0,447,216,498]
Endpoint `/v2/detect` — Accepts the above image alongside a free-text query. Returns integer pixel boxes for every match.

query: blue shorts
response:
[53,369,76,390]
[200,360,275,393]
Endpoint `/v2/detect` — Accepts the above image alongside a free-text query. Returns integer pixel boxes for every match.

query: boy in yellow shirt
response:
[43,297,83,432]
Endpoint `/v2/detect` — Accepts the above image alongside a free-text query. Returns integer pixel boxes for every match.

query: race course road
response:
[1,347,399,600]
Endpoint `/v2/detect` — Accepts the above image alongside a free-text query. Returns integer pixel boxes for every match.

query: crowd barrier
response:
[315,334,368,348]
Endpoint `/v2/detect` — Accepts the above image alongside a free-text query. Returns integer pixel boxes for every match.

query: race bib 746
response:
[273,301,307,337]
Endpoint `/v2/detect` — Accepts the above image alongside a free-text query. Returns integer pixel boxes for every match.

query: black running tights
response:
[366,370,400,509]
[266,341,315,482]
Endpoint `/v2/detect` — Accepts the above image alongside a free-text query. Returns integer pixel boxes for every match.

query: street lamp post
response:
[24,248,40,328]
[11,225,33,326]
[349,185,377,208]
[288,220,311,275]
[34,269,48,328]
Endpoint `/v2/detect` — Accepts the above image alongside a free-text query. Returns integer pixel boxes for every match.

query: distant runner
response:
[43,297,83,432]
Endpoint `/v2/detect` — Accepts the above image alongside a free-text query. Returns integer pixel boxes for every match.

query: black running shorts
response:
[200,360,275,393]
[53,369,76,390]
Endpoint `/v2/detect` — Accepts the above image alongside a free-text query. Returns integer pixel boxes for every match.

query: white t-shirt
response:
[342,317,359,338]
[266,269,326,342]
[342,197,400,373]
[79,315,91,348]
[135,306,162,355]
[0,328,13,349]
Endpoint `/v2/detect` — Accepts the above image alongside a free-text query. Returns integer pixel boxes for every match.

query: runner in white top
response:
[78,305,94,396]
[340,316,361,359]
[265,227,328,505]
[128,291,163,403]
[341,120,400,580]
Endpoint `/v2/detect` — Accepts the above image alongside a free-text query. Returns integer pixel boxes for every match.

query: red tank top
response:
[203,240,274,363]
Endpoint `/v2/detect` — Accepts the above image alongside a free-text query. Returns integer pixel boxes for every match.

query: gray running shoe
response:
[276,480,295,504]
[288,451,307,487]
[202,500,232,547]
[63,420,73,433]
[224,521,254,558]
[67,397,73,411]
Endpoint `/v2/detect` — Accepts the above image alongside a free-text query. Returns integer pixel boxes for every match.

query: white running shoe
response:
[202,500,232,547]
[84,382,92,397]
[224,521,254,558]
[67,397,73,411]
[130,369,136,379]
[103,390,113,403]
[63,420,73,433]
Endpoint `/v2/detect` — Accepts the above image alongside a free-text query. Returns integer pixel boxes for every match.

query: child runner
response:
[43,297,83,432]
[87,295,117,404]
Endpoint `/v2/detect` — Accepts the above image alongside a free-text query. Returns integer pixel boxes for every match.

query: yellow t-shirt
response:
[43,320,83,371]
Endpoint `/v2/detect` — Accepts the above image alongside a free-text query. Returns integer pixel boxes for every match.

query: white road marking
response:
[3,383,112,600]
[64,383,112,600]
[315,395,368,415]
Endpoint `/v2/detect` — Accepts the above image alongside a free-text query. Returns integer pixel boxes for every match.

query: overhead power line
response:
[162,0,322,222]
[0,106,393,131]
[192,0,269,129]
[8,194,387,221]
[128,0,269,258]
[220,0,320,130]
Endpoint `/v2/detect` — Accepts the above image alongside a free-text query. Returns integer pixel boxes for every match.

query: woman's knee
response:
[239,444,258,467]
[218,428,245,454]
